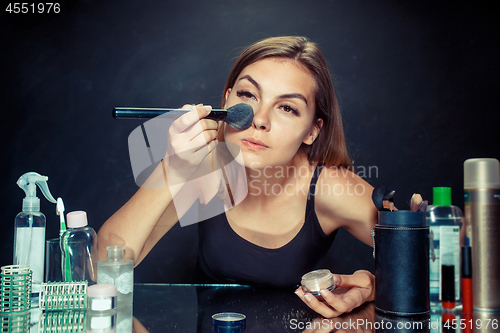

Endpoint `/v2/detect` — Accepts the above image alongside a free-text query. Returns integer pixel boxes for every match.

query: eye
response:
[236,90,256,100]
[280,104,299,115]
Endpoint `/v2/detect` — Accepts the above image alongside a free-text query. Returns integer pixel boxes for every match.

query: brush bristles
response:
[225,103,254,130]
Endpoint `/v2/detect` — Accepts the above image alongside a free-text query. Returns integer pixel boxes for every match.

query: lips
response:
[241,138,269,151]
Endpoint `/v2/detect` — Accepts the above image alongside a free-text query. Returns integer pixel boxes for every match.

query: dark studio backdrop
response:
[1,0,499,283]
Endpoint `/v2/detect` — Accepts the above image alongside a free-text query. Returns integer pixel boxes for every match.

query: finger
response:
[186,126,217,153]
[170,119,216,154]
[334,273,370,289]
[201,128,218,145]
[198,138,218,155]
[200,118,219,131]
[171,107,201,133]
[295,287,341,318]
[318,288,363,315]
[171,104,211,133]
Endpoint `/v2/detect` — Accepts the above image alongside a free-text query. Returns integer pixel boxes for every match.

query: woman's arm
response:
[97,177,178,265]
[315,167,378,245]
[296,166,378,317]
[97,105,219,265]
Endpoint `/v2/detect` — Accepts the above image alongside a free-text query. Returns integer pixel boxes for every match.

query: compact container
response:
[87,284,117,312]
[374,211,430,316]
[212,312,246,333]
[301,269,336,296]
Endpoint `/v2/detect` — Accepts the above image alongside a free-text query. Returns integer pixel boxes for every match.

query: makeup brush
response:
[410,193,428,212]
[372,184,396,211]
[113,103,254,130]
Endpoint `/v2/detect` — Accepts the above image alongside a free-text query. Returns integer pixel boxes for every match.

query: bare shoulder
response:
[317,166,372,195]
[315,166,378,245]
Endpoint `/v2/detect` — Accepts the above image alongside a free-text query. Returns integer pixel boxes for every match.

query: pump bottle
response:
[14,172,57,294]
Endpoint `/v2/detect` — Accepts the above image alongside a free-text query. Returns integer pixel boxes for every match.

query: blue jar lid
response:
[212,312,246,332]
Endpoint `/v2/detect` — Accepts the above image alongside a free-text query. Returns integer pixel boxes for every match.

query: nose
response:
[252,104,271,131]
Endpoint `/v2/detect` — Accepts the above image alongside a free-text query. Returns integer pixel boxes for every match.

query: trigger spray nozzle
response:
[17,172,57,212]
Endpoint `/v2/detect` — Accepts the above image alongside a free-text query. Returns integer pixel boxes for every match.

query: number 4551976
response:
[444,318,498,330]
[6,3,61,14]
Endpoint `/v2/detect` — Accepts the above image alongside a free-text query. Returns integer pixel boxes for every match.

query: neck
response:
[244,151,315,197]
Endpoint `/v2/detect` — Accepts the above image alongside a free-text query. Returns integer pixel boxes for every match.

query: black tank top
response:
[197,164,337,288]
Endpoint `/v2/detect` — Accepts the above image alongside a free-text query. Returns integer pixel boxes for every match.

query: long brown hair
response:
[219,36,352,169]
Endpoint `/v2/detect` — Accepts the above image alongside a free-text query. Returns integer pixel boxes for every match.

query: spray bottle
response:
[464,158,500,311]
[14,172,57,294]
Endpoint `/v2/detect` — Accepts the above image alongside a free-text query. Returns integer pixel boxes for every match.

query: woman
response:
[98,36,378,318]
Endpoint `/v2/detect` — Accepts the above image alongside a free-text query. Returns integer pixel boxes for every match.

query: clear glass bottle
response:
[426,187,462,306]
[97,246,134,307]
[60,211,98,283]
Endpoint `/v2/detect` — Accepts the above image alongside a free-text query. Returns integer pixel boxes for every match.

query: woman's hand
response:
[162,104,219,191]
[301,302,375,333]
[295,270,375,318]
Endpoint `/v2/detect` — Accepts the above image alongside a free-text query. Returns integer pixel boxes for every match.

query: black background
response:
[1,0,498,283]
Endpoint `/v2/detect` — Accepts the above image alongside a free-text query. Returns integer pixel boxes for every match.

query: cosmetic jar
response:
[301,269,336,296]
[87,284,117,312]
[212,312,246,333]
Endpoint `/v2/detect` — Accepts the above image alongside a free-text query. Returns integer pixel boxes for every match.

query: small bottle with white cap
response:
[87,284,117,312]
[60,211,99,284]
[86,284,118,333]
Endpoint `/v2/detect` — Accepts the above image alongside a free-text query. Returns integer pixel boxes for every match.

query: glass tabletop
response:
[132,284,500,333]
[3,283,499,332]
[133,283,320,332]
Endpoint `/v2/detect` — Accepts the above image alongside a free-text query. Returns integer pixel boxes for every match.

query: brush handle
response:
[113,107,227,121]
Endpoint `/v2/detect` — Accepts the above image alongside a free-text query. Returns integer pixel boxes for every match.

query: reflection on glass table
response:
[133,284,499,333]
[2,284,498,332]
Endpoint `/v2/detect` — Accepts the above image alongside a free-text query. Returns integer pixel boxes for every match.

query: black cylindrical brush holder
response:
[374,211,430,316]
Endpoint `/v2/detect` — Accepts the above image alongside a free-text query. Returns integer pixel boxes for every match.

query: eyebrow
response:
[278,93,308,105]
[238,75,261,91]
[238,75,309,105]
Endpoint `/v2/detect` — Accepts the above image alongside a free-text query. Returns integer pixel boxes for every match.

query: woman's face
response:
[223,57,321,169]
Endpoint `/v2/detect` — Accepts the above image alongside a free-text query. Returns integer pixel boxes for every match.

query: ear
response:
[303,118,323,145]
[223,88,232,108]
